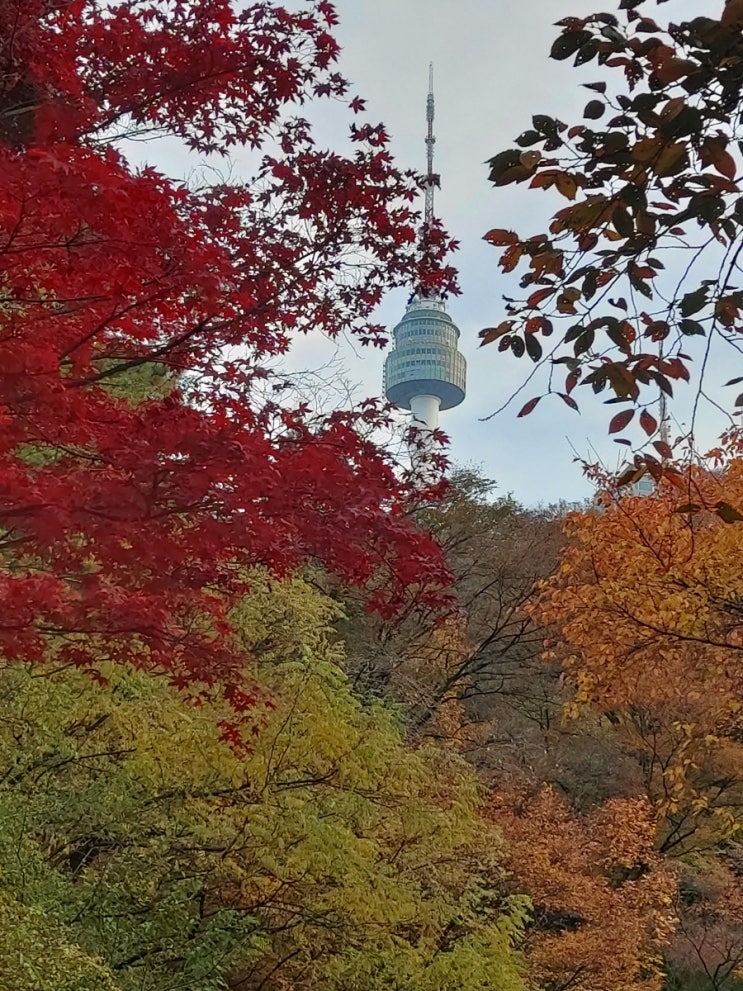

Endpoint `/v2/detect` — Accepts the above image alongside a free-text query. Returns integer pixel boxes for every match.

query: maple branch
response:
[66,319,212,386]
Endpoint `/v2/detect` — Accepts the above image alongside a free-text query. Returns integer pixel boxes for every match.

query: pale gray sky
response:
[285,0,723,505]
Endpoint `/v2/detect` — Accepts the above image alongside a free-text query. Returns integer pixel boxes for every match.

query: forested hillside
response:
[0,573,528,990]
[5,1,743,990]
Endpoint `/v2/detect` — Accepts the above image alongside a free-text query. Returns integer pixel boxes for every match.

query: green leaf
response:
[584,100,605,119]
[716,501,743,523]
[613,204,634,238]
[679,287,708,317]
[574,328,595,356]
[516,129,541,147]
[525,334,543,362]
[679,319,705,336]
[533,114,558,135]
[574,39,599,65]
[674,503,701,514]
[551,30,592,60]
[487,149,522,184]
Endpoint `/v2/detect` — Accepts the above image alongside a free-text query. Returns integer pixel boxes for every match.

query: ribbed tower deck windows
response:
[384,300,467,419]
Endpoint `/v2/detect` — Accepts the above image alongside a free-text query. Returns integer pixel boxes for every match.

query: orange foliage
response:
[487,787,675,991]
[530,464,743,825]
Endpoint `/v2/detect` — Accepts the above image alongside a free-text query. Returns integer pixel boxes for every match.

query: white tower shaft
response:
[409,394,441,483]
[658,339,671,452]
[410,393,441,432]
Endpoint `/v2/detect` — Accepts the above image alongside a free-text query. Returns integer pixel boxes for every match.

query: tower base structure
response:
[409,393,441,475]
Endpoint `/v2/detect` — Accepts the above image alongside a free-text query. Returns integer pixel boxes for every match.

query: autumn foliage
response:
[0,0,457,685]
[0,574,529,991]
[17,1,743,989]
[489,787,674,991]
[522,453,743,987]
[532,467,743,825]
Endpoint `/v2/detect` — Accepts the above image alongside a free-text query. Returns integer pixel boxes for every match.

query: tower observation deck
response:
[383,298,466,426]
[383,66,466,438]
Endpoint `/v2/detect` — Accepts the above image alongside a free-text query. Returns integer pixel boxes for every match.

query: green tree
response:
[0,573,527,991]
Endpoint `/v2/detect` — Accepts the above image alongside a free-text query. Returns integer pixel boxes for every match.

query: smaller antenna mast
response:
[424,62,436,229]
[659,390,671,449]
[658,339,671,452]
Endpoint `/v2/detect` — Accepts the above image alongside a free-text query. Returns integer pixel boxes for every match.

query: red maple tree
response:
[0,0,455,689]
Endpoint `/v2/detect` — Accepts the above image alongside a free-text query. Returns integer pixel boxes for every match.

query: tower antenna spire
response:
[424,62,436,229]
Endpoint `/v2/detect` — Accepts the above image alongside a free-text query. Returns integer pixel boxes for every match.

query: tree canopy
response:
[530,469,743,988]
[0,0,456,686]
[16,2,743,990]
[0,572,528,991]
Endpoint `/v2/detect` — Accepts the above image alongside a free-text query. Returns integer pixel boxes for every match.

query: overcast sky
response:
[130,0,723,506]
[283,0,722,506]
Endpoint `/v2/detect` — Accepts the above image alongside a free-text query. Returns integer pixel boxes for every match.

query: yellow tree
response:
[532,465,743,833]
[0,572,529,991]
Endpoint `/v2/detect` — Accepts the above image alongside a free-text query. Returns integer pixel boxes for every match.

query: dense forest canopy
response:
[5,1,743,990]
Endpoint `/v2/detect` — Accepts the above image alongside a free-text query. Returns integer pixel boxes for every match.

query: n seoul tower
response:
[383,65,466,452]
